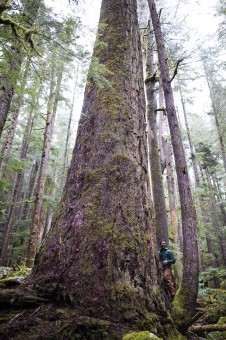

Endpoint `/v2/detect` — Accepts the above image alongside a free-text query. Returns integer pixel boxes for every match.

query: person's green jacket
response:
[159,247,176,269]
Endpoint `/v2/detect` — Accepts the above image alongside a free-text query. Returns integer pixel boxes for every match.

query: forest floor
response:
[0,267,226,340]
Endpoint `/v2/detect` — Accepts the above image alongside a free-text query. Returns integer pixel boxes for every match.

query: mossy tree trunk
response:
[179,84,219,276]
[203,62,226,173]
[28,1,177,336]
[205,168,226,266]
[0,59,30,179]
[144,24,168,245]
[148,0,199,332]
[0,0,41,137]
[0,105,34,266]
[26,64,64,268]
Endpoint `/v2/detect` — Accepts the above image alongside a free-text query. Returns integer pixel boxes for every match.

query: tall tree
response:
[144,24,168,244]
[148,0,199,332]
[28,1,179,337]
[179,83,220,277]
[0,0,41,137]
[0,58,31,179]
[26,61,60,267]
[203,60,226,173]
[0,105,34,265]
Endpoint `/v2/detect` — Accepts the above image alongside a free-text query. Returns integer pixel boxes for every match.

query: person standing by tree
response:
[159,240,176,298]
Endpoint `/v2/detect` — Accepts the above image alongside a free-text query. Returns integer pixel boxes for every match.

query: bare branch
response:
[170,58,184,82]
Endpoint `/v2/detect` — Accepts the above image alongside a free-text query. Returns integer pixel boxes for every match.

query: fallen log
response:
[189,324,226,333]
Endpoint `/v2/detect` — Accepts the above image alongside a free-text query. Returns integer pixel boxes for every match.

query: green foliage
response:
[42,195,57,210]
[88,56,114,89]
[200,289,226,324]
[0,178,12,191]
[123,331,162,340]
[6,157,29,172]
[0,265,31,279]
[217,316,226,325]
[196,143,219,171]
[207,331,226,340]
[200,268,226,289]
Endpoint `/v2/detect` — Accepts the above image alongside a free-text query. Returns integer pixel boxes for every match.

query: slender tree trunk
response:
[179,86,206,271]
[145,24,168,244]
[28,2,180,337]
[203,64,226,172]
[0,0,41,137]
[162,138,182,286]
[0,106,34,265]
[60,65,79,190]
[148,0,199,332]
[205,168,226,266]
[21,160,39,222]
[158,80,166,172]
[0,59,30,178]
[26,65,63,267]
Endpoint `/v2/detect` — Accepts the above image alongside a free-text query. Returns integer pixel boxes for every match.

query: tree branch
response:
[170,58,184,82]
[189,324,226,333]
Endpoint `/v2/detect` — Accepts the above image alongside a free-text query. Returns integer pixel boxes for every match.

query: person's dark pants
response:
[163,268,175,296]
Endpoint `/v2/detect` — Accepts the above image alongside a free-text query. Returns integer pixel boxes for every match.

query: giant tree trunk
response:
[145,25,168,244]
[148,0,199,332]
[28,1,178,336]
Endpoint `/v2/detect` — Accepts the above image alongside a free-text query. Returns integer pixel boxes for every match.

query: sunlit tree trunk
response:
[145,24,168,244]
[148,0,199,332]
[60,65,79,190]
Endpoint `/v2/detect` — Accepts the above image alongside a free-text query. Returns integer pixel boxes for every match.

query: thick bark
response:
[148,0,199,332]
[28,1,175,335]
[145,25,168,245]
[0,0,41,137]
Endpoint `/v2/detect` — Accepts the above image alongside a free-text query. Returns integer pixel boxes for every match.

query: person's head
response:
[160,240,167,248]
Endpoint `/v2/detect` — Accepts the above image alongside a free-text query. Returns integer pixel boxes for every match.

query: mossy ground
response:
[0,304,131,339]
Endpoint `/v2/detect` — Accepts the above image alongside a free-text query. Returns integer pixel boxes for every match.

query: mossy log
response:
[188,323,226,333]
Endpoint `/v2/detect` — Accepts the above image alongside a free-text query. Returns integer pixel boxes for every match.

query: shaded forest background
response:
[0,0,226,339]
